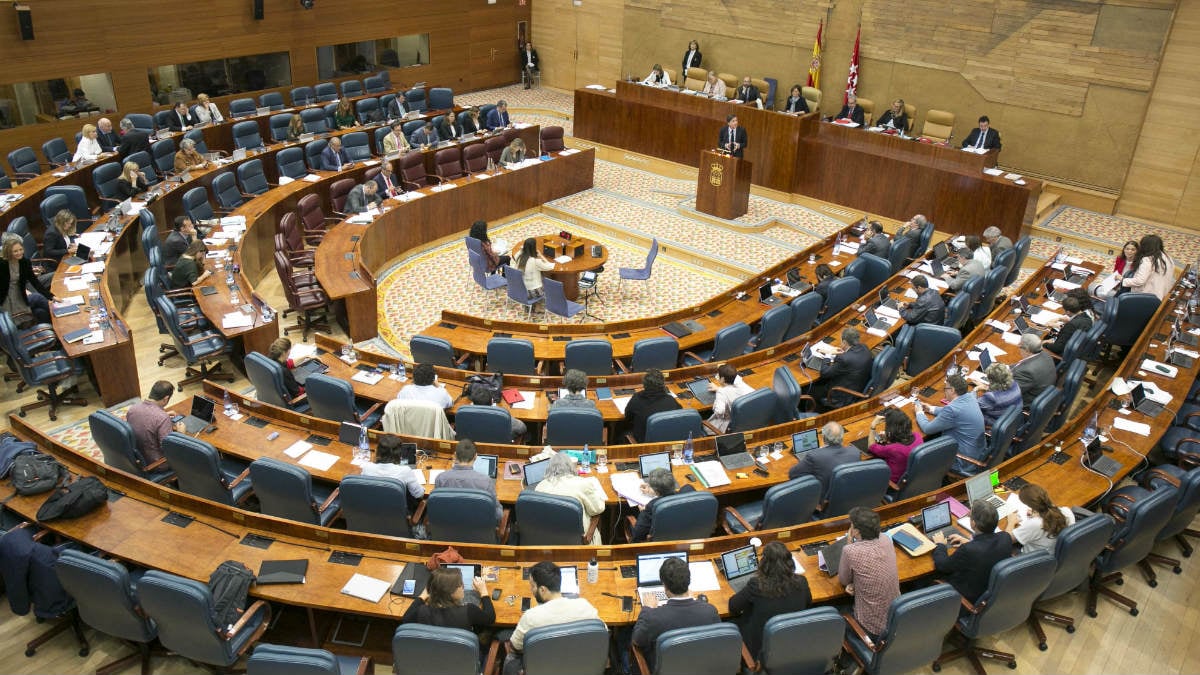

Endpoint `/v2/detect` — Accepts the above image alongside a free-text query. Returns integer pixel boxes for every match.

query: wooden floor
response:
[2,206,1199,675]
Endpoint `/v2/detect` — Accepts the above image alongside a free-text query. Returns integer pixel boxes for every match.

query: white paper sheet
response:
[351,370,384,385]
[1113,417,1151,436]
[609,471,651,507]
[283,440,312,458]
[222,312,253,329]
[341,574,390,603]
[298,449,339,471]
[510,391,538,410]
[688,561,721,592]
[427,469,445,484]
[611,396,632,415]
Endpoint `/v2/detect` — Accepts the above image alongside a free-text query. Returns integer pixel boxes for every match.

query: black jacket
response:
[0,257,52,303]
[43,229,71,265]
[836,105,866,125]
[820,343,874,408]
[623,390,682,443]
[97,129,121,153]
[728,576,812,655]
[932,530,1013,603]
[166,110,198,131]
[632,597,720,669]
[117,130,151,161]
[0,527,73,619]
[783,96,809,114]
[900,287,946,326]
[1045,313,1092,355]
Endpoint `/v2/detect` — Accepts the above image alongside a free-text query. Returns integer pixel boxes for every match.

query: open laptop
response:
[863,308,891,331]
[931,241,951,262]
[799,343,830,371]
[635,551,688,605]
[929,257,946,278]
[978,347,993,371]
[444,563,484,606]
[1045,278,1068,303]
[1013,315,1049,339]
[716,544,758,593]
[63,242,91,266]
[473,454,499,479]
[638,451,672,478]
[292,358,329,385]
[964,470,1009,518]
[1082,436,1121,477]
[523,457,551,487]
[1130,383,1165,417]
[174,395,216,434]
[759,282,780,305]
[920,501,958,541]
[878,287,898,311]
[792,429,820,458]
[716,433,755,470]
[685,379,716,406]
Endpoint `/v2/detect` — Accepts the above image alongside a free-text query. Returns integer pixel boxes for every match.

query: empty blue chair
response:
[314,82,338,102]
[454,405,515,444]
[153,109,173,131]
[903,324,960,376]
[258,91,284,110]
[247,643,370,675]
[845,252,891,291]
[410,335,468,368]
[752,304,791,351]
[160,433,253,507]
[182,186,216,222]
[756,607,845,674]
[404,87,427,112]
[637,623,742,675]
[228,98,256,118]
[520,618,609,675]
[232,120,264,150]
[821,459,890,517]
[889,436,958,502]
[1026,514,1116,651]
[269,113,292,142]
[248,457,341,526]
[486,337,538,374]
[41,137,71,166]
[211,171,244,210]
[643,409,704,443]
[236,158,271,195]
[54,550,159,675]
[564,339,613,375]
[425,488,504,543]
[772,364,809,422]
[340,475,414,537]
[300,107,327,133]
[355,97,380,124]
[429,87,454,109]
[126,113,154,134]
[469,248,508,307]
[724,388,777,434]
[818,276,860,322]
[392,625,480,675]
[8,146,41,178]
[970,265,1009,325]
[619,238,658,295]
[363,76,386,94]
[683,321,751,365]
[625,336,678,372]
[943,291,972,330]
[723,475,821,534]
[784,292,822,340]
[1003,235,1032,288]
[341,131,371,162]
[305,372,382,427]
[290,86,316,106]
[544,277,584,322]
[92,162,122,205]
[340,79,363,98]
[276,146,307,180]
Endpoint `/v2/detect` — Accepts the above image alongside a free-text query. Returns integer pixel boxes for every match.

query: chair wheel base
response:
[1008,661,1017,669]
[932,664,941,672]
[1065,625,1075,634]
[1173,566,1182,574]
[1038,642,1047,651]
[24,648,34,657]
[1148,580,1157,588]
[1087,609,1098,618]
[79,647,89,657]
[1131,608,1139,616]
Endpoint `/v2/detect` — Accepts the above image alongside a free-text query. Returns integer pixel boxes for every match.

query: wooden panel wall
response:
[532,0,625,90]
[1118,0,1200,231]
[0,0,529,162]
[621,0,1176,192]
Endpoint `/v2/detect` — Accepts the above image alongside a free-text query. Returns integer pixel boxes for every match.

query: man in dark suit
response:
[410,121,440,147]
[1012,333,1055,406]
[817,328,875,410]
[374,161,403,197]
[163,216,197,267]
[859,221,890,259]
[520,43,540,89]
[343,181,382,214]
[485,101,511,130]
[735,76,760,105]
[899,275,946,326]
[835,94,866,125]
[718,114,747,158]
[96,118,121,153]
[320,137,351,171]
[788,422,859,497]
[931,500,1011,603]
[386,95,408,120]
[631,557,720,671]
[1044,296,1092,355]
[961,115,1001,151]
[436,110,465,142]
[116,118,150,161]
[166,102,198,131]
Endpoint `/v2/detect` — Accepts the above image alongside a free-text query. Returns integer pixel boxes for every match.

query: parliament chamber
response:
[1,0,1199,674]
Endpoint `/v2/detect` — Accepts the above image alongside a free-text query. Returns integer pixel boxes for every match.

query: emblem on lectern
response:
[709,162,724,187]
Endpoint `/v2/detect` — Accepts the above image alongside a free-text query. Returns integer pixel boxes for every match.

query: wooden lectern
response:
[695,150,751,220]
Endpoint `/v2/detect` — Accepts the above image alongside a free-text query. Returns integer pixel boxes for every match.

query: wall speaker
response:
[253,0,263,19]
[14,3,33,40]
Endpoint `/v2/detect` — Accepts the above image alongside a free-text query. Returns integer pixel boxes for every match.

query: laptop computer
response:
[64,242,91,266]
[787,268,813,293]
[638,451,672,478]
[878,287,898,311]
[444,563,484,606]
[920,501,958,541]
[716,433,755,470]
[792,429,820,458]
[338,422,362,446]
[473,454,499,479]
[662,321,693,338]
[931,241,950,261]
[716,545,758,593]
[759,282,780,305]
[523,457,551,487]
[1130,383,1165,417]
[929,257,945,278]
[978,347,993,371]
[799,343,830,371]
[292,358,329,385]
[175,395,216,434]
[1082,436,1121,477]
[863,308,891,331]
[1045,278,1069,303]
[635,551,688,605]
[965,470,1009,518]
[685,379,716,406]
[1013,315,1048,339]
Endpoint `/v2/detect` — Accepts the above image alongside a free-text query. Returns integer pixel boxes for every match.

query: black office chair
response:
[246,643,372,675]
[934,552,1057,674]
[722,475,821,534]
[683,321,751,365]
[512,492,598,545]
[1143,464,1200,558]
[339,475,414,537]
[843,584,961,675]
[54,549,161,675]
[424,488,507,544]
[248,457,341,526]
[1025,514,1116,651]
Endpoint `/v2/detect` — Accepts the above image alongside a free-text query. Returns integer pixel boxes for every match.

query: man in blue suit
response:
[320,137,351,171]
[485,100,511,130]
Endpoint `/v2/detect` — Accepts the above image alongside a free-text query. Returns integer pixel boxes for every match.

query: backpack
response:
[208,560,257,629]
[36,476,108,521]
[11,452,67,496]
[462,373,503,404]
[0,434,38,478]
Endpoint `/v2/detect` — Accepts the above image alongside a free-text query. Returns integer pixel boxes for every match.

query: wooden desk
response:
[573,82,1038,241]
[514,234,608,300]
[315,148,596,342]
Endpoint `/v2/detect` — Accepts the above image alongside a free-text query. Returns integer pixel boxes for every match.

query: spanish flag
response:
[806,20,823,89]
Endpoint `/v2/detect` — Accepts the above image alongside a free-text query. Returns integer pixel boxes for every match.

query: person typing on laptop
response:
[125,380,186,465]
[838,507,900,642]
[401,566,495,633]
[898,275,946,326]
[932,500,1012,604]
[433,439,502,524]
[359,435,425,514]
[707,363,753,433]
[787,422,858,497]
[632,557,719,671]
[727,541,811,656]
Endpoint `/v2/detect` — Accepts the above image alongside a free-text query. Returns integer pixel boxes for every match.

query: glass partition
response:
[148,51,292,105]
[317,34,430,79]
[0,73,115,129]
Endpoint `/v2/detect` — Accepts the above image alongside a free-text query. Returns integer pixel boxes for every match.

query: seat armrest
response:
[955,452,986,468]
[722,506,753,535]
[454,352,472,367]
[702,420,723,435]
[842,612,878,652]
[287,392,308,407]
[354,656,372,675]
[318,487,341,513]
[888,479,901,491]
[741,643,757,673]
[227,467,251,489]
[614,357,629,373]
[410,499,427,525]
[584,515,600,543]
[830,385,868,400]
[224,599,271,641]
[497,507,511,543]
[681,350,705,364]
[143,457,169,472]
[798,394,818,412]
[482,640,503,675]
[623,514,637,543]
[357,401,383,426]
[631,643,651,675]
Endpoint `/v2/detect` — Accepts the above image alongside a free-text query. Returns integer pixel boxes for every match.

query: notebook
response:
[716,545,758,592]
[635,551,688,605]
[638,451,671,478]
[293,359,329,385]
[257,559,308,585]
[716,433,755,470]
[341,574,390,603]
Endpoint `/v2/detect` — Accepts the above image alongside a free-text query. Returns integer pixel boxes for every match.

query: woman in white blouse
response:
[534,452,606,544]
[72,124,103,163]
[707,364,754,433]
[515,237,555,296]
[1121,234,1175,301]
[1007,484,1074,554]
[192,93,224,125]
[642,64,672,87]
[701,71,724,98]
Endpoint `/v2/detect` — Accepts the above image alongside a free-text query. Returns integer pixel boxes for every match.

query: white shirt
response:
[510,596,601,650]
[194,103,224,124]
[396,382,453,409]
[642,70,672,87]
[359,461,425,501]
[708,376,754,433]
[973,246,992,269]
[72,136,102,163]
[1012,506,1075,554]
[522,257,555,292]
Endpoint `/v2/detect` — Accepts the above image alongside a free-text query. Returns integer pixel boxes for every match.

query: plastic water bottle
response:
[580,444,591,474]
[223,390,233,417]
[1083,412,1099,445]
[587,557,599,584]
[683,432,694,464]
[946,353,959,378]
[225,267,234,286]
[357,424,370,463]
[396,360,407,382]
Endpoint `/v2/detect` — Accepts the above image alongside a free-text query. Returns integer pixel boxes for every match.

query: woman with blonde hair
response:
[117,160,149,198]
[701,70,724,97]
[73,123,103,163]
[173,138,208,173]
[333,98,357,129]
[1,235,54,326]
[42,210,78,265]
[1008,484,1074,554]
[286,113,305,142]
[499,137,526,165]
[976,362,1021,426]
[193,93,224,124]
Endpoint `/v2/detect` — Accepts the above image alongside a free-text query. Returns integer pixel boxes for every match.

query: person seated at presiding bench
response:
[932,500,1011,604]
[534,452,606,544]
[781,85,809,114]
[344,181,382,214]
[918,374,986,476]
[632,557,720,671]
[701,71,724,98]
[642,64,672,87]
[735,76,760,106]
[434,438,503,523]
[728,541,812,655]
[898,274,945,326]
[403,566,496,633]
[468,384,527,443]
[505,561,602,675]
[622,368,681,444]
[551,369,596,410]
[874,99,908,133]
[788,422,858,497]
[961,115,1001,151]
[126,380,186,465]
[629,467,695,543]
[360,434,427,515]
[320,137,351,171]
[396,363,453,409]
[835,94,866,125]
[838,507,901,642]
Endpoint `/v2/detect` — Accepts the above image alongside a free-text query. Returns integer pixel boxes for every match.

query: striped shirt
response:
[838,535,900,637]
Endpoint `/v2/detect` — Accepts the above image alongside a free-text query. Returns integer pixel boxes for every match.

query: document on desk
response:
[553,255,572,264]
[688,562,721,592]
[690,461,731,488]
[426,469,445,484]
[303,174,322,182]
[610,471,651,507]
[222,312,254,329]
[1113,417,1151,436]
[298,449,339,471]
[347,214,373,224]
[341,574,390,603]
[510,391,538,410]
[983,167,1004,176]
[80,261,105,274]
[611,396,632,415]
[283,440,313,458]
[351,370,384,385]
[278,176,294,185]
[289,342,318,362]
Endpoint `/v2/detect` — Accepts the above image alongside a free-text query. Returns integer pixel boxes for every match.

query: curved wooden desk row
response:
[3,278,1184,628]
[573,81,1039,240]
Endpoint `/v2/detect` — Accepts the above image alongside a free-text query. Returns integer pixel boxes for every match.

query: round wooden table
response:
[512,235,608,300]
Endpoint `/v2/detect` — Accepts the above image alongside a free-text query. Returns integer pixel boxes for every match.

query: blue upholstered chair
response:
[844,584,961,675]
[722,475,821,534]
[248,457,341,526]
[160,432,253,506]
[339,475,414,537]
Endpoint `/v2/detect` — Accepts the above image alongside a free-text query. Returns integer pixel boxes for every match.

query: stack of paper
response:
[351,370,384,385]
[341,574,390,602]
[612,396,632,415]
[610,471,652,507]
[509,391,538,410]
[690,461,730,488]
[283,440,313,458]
[222,312,253,329]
